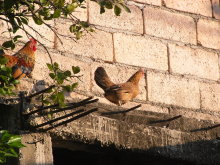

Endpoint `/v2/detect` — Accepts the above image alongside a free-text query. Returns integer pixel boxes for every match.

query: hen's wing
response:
[104,83,135,105]
[94,67,115,91]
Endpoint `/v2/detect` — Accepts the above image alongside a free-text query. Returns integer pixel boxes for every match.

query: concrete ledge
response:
[31,103,220,165]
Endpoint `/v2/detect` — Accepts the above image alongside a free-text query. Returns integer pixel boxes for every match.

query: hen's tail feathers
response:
[94,67,115,91]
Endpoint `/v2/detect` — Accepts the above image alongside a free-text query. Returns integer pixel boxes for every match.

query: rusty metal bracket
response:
[37,108,98,132]
[149,115,182,124]
[16,85,100,132]
[190,123,220,132]
[24,97,98,117]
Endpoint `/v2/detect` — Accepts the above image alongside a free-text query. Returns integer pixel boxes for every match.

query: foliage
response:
[0,55,19,96]
[96,0,131,16]
[0,0,130,50]
[0,0,130,97]
[42,62,80,108]
[0,130,25,164]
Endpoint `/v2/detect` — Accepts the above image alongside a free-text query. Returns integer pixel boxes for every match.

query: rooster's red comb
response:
[30,38,37,43]
[139,68,144,73]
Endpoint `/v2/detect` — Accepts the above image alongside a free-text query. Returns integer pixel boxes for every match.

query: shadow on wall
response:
[52,138,220,165]
[52,147,196,165]
[147,139,220,165]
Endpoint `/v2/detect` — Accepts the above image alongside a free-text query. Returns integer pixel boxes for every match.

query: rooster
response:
[94,67,144,106]
[1,38,37,80]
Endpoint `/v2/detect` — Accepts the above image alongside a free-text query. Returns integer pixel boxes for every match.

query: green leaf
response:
[0,130,9,140]
[0,88,6,96]
[67,3,78,13]
[49,73,56,79]
[54,62,59,69]
[40,0,47,3]
[0,56,8,65]
[76,31,82,40]
[57,92,65,107]
[53,9,61,18]
[72,82,78,89]
[0,157,6,163]
[12,80,19,85]
[42,99,51,105]
[62,85,71,92]
[2,40,15,50]
[0,131,25,163]
[13,35,22,42]
[46,63,53,71]
[105,1,113,9]
[4,0,15,10]
[33,15,43,25]
[119,3,131,13]
[45,88,53,93]
[7,136,25,148]
[64,70,71,77]
[4,148,18,157]
[15,17,22,26]
[114,5,121,16]
[72,66,80,74]
[89,28,95,32]
[100,6,105,14]
[57,72,66,81]
[20,17,28,25]
[69,24,76,33]
[78,0,85,3]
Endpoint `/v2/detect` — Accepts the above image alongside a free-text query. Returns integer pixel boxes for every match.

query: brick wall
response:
[1,0,220,122]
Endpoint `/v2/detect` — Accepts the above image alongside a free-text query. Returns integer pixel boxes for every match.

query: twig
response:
[70,74,83,82]
[0,17,10,22]
[6,22,13,41]
[25,23,54,43]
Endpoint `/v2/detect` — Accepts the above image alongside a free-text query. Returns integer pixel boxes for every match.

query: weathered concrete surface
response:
[30,102,220,165]
[19,133,53,165]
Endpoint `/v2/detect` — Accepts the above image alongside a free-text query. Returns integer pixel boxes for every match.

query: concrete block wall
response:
[1,0,220,122]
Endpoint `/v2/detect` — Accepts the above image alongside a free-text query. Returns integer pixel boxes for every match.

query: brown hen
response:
[94,67,144,106]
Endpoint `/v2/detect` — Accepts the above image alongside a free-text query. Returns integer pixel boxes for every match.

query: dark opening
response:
[52,142,198,165]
